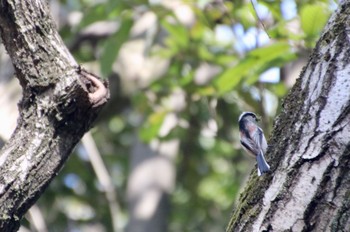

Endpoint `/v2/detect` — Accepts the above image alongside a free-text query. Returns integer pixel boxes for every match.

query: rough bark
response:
[227,2,350,232]
[0,0,109,231]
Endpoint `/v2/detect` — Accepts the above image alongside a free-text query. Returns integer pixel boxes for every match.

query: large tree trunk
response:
[0,1,109,231]
[227,2,350,231]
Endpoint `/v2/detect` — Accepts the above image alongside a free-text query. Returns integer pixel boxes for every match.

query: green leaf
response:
[100,18,133,77]
[214,57,256,94]
[236,5,255,29]
[214,42,296,94]
[196,86,216,96]
[300,4,330,39]
[79,4,108,28]
[139,111,167,142]
[161,20,189,48]
[109,116,125,134]
[79,2,124,28]
[269,82,288,97]
[180,72,193,86]
[198,45,214,61]
[249,42,291,60]
[246,43,296,84]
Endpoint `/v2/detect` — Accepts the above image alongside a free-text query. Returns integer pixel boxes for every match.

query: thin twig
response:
[27,205,48,232]
[250,0,271,39]
[82,132,121,232]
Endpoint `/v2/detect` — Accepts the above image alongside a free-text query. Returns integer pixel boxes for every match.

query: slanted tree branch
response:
[0,0,109,231]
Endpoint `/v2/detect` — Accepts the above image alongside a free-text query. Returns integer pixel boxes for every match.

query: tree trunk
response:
[227,2,350,231]
[127,138,178,232]
[0,1,109,231]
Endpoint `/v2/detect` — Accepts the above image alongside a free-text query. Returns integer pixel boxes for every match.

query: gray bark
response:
[0,1,109,231]
[227,2,350,231]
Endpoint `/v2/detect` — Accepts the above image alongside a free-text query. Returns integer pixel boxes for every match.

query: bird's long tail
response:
[256,150,270,176]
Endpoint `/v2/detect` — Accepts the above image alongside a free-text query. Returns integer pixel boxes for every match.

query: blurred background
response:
[0,0,336,231]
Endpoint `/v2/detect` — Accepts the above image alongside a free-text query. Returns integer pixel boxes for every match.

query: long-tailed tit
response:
[238,112,270,176]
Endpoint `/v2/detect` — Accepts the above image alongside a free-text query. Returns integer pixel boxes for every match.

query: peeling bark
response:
[0,0,109,231]
[227,2,350,232]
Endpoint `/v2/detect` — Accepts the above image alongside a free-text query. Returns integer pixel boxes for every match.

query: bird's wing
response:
[260,128,268,153]
[240,139,255,156]
[253,127,267,153]
[241,133,260,156]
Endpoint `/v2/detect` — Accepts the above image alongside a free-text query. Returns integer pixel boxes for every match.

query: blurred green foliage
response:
[29,0,334,231]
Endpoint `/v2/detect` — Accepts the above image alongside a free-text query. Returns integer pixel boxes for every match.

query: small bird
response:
[238,112,270,176]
